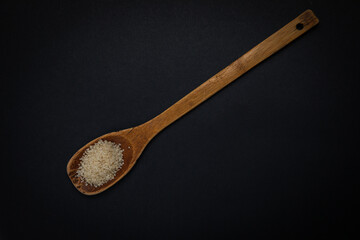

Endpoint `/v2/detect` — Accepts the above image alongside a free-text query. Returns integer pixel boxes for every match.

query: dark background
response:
[2,0,359,239]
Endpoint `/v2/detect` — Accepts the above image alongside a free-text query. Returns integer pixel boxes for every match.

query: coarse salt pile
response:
[76,139,124,187]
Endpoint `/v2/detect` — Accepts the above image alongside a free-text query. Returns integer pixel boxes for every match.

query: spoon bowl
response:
[67,10,319,195]
[67,128,138,195]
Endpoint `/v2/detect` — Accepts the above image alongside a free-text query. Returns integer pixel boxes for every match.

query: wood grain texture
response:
[67,10,319,195]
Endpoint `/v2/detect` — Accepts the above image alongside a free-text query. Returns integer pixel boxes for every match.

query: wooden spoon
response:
[67,10,319,195]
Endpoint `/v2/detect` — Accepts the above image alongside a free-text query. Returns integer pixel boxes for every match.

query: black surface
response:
[3,0,359,239]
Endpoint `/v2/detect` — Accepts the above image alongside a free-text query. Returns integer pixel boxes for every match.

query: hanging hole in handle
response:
[296,23,304,30]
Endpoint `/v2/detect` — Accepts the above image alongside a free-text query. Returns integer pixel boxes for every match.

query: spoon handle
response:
[141,10,319,139]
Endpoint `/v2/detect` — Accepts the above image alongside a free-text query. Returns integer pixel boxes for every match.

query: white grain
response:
[76,140,124,187]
